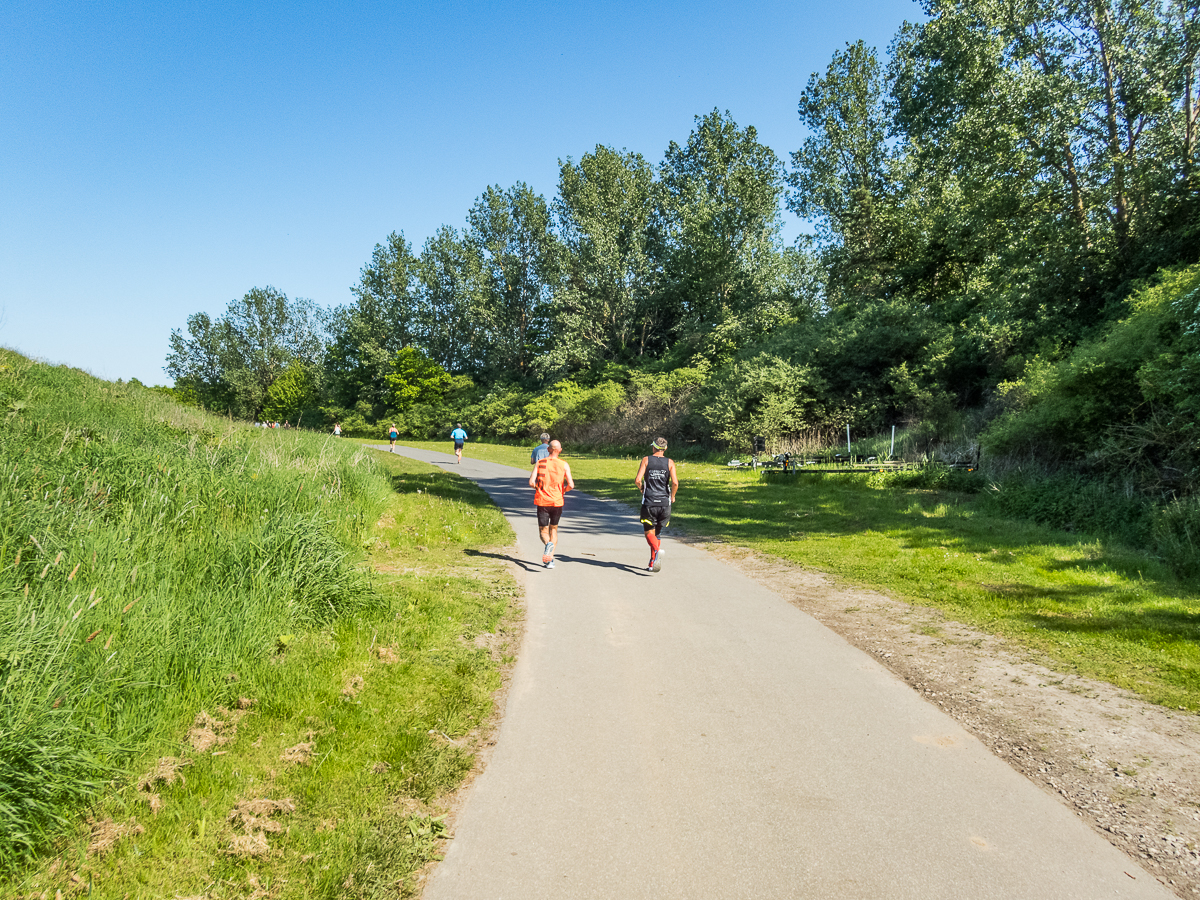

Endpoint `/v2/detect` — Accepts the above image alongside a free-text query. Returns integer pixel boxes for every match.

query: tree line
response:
[167,0,1199,471]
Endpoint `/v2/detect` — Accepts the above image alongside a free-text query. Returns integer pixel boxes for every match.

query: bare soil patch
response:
[703,541,1200,898]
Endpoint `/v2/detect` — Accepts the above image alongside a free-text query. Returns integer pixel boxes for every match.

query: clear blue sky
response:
[1,0,919,385]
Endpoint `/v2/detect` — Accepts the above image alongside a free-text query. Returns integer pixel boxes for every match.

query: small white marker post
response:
[846,424,851,463]
[891,425,896,460]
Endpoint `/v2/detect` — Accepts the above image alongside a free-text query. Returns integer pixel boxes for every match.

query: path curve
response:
[381,445,1171,900]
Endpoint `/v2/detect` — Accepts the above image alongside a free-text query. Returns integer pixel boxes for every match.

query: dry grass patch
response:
[228,798,296,837]
[225,833,271,859]
[375,646,399,664]
[279,741,315,765]
[136,756,191,792]
[86,818,144,857]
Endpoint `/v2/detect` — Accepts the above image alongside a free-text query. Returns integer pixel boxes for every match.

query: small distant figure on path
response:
[451,423,468,464]
[530,432,551,465]
[634,437,678,572]
[333,422,342,437]
[529,440,574,569]
[388,423,399,452]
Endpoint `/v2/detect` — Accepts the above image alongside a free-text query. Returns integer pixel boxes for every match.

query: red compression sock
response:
[646,531,660,556]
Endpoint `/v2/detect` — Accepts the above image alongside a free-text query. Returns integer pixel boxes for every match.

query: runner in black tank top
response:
[634,437,678,572]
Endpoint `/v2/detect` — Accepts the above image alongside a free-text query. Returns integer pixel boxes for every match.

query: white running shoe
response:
[546,559,555,569]
[542,542,554,565]
[651,548,664,573]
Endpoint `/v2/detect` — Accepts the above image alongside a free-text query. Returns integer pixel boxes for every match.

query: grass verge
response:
[388,439,1200,712]
[6,449,519,899]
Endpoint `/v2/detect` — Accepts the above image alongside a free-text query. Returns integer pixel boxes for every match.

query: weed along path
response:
[376,444,1172,899]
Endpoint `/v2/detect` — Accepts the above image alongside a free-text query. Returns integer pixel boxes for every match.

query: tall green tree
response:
[325,232,421,418]
[162,311,235,410]
[466,183,561,379]
[261,361,320,424]
[789,40,900,303]
[416,226,490,377]
[654,109,787,362]
[552,145,662,371]
[165,286,323,420]
[890,0,1199,327]
[385,347,453,412]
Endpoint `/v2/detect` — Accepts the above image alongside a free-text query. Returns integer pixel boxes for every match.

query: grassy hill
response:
[0,350,517,897]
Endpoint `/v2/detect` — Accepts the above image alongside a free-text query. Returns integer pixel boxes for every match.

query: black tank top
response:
[642,455,671,504]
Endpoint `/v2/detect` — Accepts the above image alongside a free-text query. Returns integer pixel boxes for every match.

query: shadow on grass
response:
[978,582,1119,603]
[580,474,1187,576]
[462,548,540,572]
[388,471,497,509]
[576,473,1200,634]
[1023,608,1200,643]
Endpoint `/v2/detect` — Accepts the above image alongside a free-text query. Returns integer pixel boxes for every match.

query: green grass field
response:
[390,438,1200,712]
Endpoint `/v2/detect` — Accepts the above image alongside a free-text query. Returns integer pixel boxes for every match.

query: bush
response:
[982,264,1200,484]
[697,354,829,447]
[1154,497,1200,579]
[978,469,1156,549]
[866,464,983,493]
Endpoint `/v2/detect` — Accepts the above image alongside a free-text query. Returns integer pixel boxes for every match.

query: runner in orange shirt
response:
[528,440,574,569]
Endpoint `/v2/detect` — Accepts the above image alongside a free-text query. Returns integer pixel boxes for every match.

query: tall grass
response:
[0,350,392,869]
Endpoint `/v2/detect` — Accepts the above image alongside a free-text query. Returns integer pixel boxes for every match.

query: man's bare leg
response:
[539,524,558,566]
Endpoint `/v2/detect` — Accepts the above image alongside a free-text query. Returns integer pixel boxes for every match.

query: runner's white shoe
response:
[542,542,554,566]
[651,548,664,573]
[545,559,555,569]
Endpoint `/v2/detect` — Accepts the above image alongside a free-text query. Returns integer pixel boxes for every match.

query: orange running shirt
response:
[533,457,568,507]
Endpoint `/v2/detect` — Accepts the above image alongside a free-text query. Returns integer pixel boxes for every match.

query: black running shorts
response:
[537,505,563,527]
[640,502,671,534]
[454,441,464,450]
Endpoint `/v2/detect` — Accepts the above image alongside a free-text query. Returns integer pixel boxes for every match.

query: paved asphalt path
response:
[377,444,1171,899]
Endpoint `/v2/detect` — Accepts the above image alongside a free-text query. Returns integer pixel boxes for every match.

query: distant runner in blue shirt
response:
[450,423,468,464]
[530,432,551,465]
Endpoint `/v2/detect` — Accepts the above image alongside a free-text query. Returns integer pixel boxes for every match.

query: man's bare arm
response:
[563,463,574,492]
[669,460,679,502]
[633,457,648,490]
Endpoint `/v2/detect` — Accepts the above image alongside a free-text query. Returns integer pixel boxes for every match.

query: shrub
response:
[982,264,1200,479]
[1154,497,1200,579]
[697,354,829,447]
[978,469,1156,549]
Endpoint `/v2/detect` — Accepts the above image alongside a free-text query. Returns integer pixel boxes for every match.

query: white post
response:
[891,425,896,459]
[846,424,851,462]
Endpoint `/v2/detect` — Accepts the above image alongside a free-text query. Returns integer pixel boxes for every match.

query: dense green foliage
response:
[166,0,1198,563]
[980,265,1200,575]
[0,349,393,869]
